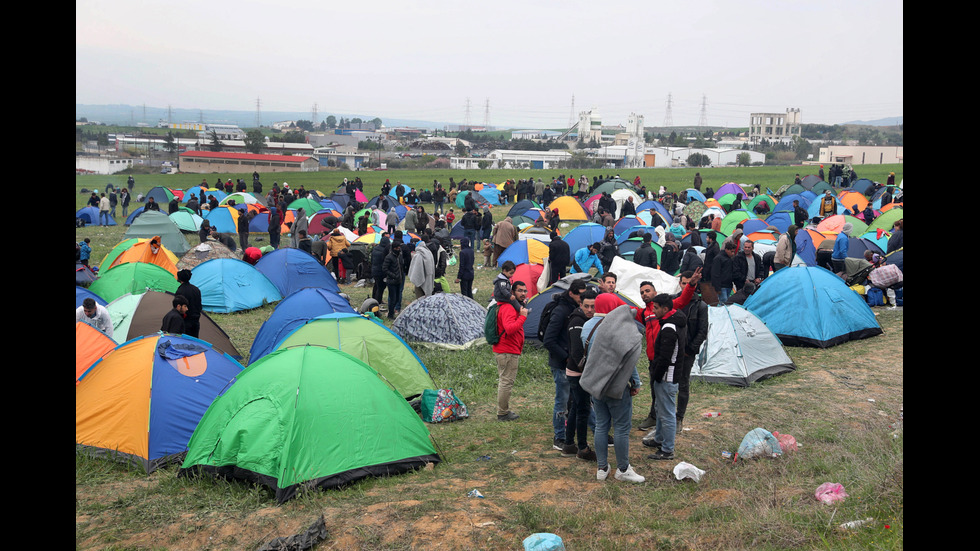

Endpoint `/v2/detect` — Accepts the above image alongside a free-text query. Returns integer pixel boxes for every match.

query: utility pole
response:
[312,103,318,129]
[256,97,262,128]
[568,94,576,130]
[463,97,471,131]
[483,98,490,130]
[663,93,673,127]
[698,95,708,128]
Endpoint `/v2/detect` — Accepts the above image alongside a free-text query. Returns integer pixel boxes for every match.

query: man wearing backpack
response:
[493,281,529,422]
[542,279,587,450]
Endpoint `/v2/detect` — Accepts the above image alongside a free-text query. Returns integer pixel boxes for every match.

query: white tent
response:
[692,304,795,386]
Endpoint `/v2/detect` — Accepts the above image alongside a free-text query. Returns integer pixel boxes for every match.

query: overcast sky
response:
[76,0,903,129]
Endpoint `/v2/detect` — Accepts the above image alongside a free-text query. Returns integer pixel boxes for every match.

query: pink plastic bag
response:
[814,482,848,504]
[772,431,798,452]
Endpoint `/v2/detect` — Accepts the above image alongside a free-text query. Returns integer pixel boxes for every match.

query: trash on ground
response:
[467,489,484,498]
[814,482,848,504]
[523,533,565,551]
[736,428,783,460]
[772,431,798,453]
[839,518,874,529]
[673,461,706,482]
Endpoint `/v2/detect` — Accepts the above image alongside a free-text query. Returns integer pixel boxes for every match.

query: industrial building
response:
[817,146,903,165]
[178,151,319,173]
[748,108,802,145]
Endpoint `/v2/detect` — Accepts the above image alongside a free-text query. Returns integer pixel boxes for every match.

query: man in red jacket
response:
[494,280,529,421]
[636,267,702,431]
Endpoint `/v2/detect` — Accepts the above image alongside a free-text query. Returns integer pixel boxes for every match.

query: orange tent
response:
[108,236,179,276]
[76,322,117,385]
[837,191,869,213]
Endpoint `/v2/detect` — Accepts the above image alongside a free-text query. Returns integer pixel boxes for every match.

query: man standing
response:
[542,279,586,450]
[581,304,645,483]
[383,241,405,319]
[635,268,702,431]
[456,237,475,299]
[819,190,837,219]
[733,240,765,293]
[161,295,189,334]
[99,193,111,226]
[174,269,203,339]
[711,241,737,304]
[642,293,688,461]
[832,223,852,273]
[491,216,518,268]
[674,270,709,433]
[76,298,113,339]
[632,233,658,269]
[547,231,570,285]
[561,289,598,461]
[493,281,529,421]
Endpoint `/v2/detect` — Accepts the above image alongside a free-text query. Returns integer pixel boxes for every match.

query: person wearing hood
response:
[571,242,604,275]
[383,241,405,319]
[480,206,494,243]
[408,237,435,299]
[456,237,475,299]
[371,235,390,304]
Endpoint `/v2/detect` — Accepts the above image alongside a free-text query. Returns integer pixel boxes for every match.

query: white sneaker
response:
[596,466,609,481]
[614,465,645,483]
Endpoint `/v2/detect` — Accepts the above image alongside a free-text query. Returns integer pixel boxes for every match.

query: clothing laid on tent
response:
[178,345,440,503]
[743,266,883,348]
[392,293,487,349]
[176,241,239,271]
[76,334,245,472]
[692,304,796,386]
[275,313,435,399]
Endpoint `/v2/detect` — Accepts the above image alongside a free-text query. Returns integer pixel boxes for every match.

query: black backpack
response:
[536,294,562,342]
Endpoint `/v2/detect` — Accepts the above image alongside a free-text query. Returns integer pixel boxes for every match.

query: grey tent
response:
[124,210,191,255]
[392,293,487,349]
[691,304,796,386]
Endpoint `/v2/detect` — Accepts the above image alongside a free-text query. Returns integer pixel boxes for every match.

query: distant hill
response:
[74,104,450,130]
[842,116,903,127]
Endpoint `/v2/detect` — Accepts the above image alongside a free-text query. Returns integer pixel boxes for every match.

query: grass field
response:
[76,165,903,550]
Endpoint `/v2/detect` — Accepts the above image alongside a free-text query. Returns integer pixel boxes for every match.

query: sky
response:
[76,0,903,129]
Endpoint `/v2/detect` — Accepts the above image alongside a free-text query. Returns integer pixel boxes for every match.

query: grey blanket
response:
[580,305,643,400]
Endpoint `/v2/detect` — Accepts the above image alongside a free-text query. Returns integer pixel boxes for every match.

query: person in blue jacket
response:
[831,222,853,273]
[571,242,604,275]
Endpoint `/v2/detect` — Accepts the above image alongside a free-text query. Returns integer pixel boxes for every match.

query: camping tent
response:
[89,262,179,303]
[190,258,282,313]
[125,211,191,255]
[76,334,245,472]
[75,206,117,226]
[392,293,487,349]
[496,239,549,266]
[176,241,239,271]
[744,266,883,348]
[249,287,356,362]
[545,196,591,221]
[274,313,435,399]
[106,290,242,359]
[562,223,608,254]
[691,304,796,386]
[103,237,179,276]
[253,248,340,297]
[76,286,107,309]
[76,321,117,384]
[178,345,440,503]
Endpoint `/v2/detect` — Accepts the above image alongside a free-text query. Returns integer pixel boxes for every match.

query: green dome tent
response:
[89,262,179,303]
[275,313,435,399]
[179,345,440,503]
[125,210,191,255]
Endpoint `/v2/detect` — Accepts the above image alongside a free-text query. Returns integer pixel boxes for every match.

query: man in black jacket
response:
[548,232,570,285]
[732,240,765,292]
[560,290,598,460]
[383,241,404,319]
[675,270,708,433]
[161,295,189,334]
[174,269,203,338]
[711,240,737,304]
[643,293,688,461]
[370,235,390,304]
[542,279,586,451]
[632,233,658,269]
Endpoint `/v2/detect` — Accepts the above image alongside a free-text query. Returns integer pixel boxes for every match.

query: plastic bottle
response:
[839,518,873,529]
[703,412,721,417]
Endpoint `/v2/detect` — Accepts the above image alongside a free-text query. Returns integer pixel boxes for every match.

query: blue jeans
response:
[593,386,634,471]
[653,381,679,453]
[464,229,478,250]
[551,366,569,441]
[716,287,731,304]
[386,282,402,318]
[99,211,110,225]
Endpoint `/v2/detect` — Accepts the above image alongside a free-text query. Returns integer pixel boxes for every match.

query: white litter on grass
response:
[673,462,706,482]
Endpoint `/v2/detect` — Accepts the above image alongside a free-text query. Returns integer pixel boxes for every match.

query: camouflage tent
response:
[392,293,487,350]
